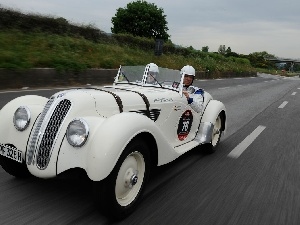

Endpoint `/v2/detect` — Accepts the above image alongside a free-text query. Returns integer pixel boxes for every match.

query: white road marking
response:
[291,92,297,96]
[218,87,230,90]
[278,101,288,108]
[228,125,266,159]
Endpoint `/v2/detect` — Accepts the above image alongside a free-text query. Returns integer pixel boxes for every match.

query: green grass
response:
[0,29,256,75]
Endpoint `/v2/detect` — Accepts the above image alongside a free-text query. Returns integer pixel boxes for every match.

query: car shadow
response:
[0,144,224,224]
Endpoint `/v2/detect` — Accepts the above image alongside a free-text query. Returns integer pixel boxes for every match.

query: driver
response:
[181,65,204,113]
[146,63,159,84]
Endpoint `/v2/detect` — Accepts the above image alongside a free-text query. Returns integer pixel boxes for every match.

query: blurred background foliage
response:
[1,5,296,77]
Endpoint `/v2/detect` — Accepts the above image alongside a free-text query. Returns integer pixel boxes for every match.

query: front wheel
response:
[93,139,150,220]
[204,113,223,154]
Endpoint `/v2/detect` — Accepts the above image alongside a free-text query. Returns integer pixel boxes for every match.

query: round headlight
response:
[66,119,89,147]
[13,106,31,131]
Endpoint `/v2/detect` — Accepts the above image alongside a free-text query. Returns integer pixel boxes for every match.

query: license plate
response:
[0,144,22,163]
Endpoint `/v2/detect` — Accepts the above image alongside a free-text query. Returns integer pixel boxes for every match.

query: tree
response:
[226,51,239,57]
[224,47,239,57]
[218,45,226,55]
[111,1,170,40]
[225,47,232,54]
[246,51,276,68]
[202,46,209,52]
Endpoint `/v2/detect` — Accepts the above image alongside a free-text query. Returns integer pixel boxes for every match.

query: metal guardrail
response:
[0,68,117,90]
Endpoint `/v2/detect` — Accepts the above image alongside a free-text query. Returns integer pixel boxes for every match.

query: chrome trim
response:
[66,118,89,147]
[13,106,31,131]
[27,98,54,165]
[27,97,72,170]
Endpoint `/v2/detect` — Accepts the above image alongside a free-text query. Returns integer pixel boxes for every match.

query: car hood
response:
[53,86,180,119]
[92,85,180,118]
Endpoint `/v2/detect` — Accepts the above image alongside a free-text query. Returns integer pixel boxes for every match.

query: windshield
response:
[114,65,183,92]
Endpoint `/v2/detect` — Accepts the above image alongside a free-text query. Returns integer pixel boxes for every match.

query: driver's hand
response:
[183,91,189,99]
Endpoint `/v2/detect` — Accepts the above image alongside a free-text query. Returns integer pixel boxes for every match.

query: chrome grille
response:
[36,99,71,169]
[27,98,71,170]
[27,98,54,165]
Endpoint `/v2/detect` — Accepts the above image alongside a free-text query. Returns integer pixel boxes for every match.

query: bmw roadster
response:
[0,65,226,219]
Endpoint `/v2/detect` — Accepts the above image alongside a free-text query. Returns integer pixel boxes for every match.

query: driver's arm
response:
[183,89,204,113]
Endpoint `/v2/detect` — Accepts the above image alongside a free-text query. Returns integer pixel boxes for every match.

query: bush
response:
[0,6,259,76]
[0,6,109,42]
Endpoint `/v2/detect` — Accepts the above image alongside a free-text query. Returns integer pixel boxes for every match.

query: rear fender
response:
[201,100,226,132]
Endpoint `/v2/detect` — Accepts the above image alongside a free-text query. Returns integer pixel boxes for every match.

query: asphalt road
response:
[1,74,300,224]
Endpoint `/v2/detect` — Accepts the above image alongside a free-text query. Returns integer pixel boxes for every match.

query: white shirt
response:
[183,86,204,113]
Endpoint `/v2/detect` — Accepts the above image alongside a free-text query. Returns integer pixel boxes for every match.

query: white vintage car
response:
[0,65,226,219]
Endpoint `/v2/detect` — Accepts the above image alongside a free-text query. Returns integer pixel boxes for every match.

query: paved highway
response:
[1,74,300,224]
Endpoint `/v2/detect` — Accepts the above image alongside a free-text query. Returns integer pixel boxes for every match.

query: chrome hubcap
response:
[130,174,138,186]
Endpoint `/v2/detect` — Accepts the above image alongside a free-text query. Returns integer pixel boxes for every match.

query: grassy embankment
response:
[0,6,282,77]
[0,29,258,78]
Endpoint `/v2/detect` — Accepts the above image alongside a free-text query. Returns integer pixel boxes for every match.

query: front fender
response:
[0,95,48,156]
[85,112,178,181]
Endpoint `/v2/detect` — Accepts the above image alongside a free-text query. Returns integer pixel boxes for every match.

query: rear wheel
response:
[93,139,150,220]
[204,114,222,154]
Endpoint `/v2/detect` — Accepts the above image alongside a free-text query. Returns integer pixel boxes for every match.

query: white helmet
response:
[181,65,195,76]
[147,63,159,74]
[146,63,159,84]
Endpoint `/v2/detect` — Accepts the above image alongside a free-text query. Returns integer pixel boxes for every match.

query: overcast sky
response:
[1,0,300,59]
